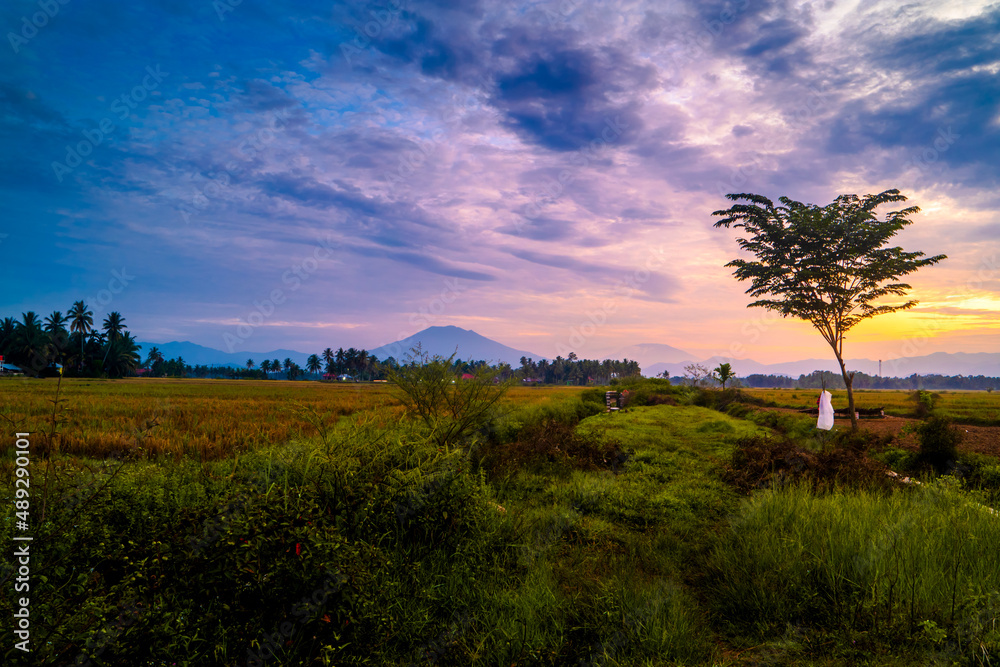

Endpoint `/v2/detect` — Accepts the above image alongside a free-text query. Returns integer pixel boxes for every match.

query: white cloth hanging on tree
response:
[817,390,834,430]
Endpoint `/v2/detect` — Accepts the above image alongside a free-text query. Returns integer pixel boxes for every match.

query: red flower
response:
[295,543,301,556]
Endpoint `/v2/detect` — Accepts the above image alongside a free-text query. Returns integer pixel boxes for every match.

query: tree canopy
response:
[713,189,946,429]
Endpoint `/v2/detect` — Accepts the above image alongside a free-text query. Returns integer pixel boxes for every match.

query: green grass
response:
[484,405,772,664]
[3,380,998,666]
[707,478,1000,664]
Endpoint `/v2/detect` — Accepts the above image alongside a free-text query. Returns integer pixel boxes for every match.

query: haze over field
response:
[3,0,998,363]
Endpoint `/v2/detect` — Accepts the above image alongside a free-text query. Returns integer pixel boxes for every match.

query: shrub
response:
[387,349,512,449]
[480,419,627,478]
[910,389,941,419]
[723,434,894,494]
[917,415,962,470]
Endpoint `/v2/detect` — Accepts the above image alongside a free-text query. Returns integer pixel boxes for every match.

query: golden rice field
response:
[0,377,586,460]
[743,387,1000,425]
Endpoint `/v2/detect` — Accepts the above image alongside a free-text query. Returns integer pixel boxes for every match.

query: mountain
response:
[369,326,544,366]
[643,352,1000,379]
[136,340,311,368]
[609,343,695,369]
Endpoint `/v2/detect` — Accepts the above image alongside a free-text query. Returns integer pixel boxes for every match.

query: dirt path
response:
[761,407,1000,456]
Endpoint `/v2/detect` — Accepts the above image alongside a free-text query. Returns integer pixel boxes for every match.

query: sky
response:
[2,0,999,365]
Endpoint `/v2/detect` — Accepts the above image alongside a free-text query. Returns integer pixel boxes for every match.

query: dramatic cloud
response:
[2,0,997,363]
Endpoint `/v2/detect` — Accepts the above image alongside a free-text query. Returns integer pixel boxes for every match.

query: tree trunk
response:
[835,354,858,431]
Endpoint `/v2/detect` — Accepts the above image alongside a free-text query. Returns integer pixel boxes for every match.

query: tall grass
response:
[708,479,1000,662]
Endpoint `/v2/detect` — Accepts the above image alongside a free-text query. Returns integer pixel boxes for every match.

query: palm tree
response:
[44,311,68,336]
[102,311,126,343]
[306,354,321,376]
[0,316,18,361]
[356,349,368,380]
[322,347,335,374]
[69,301,94,371]
[104,332,141,378]
[260,359,271,377]
[43,311,69,368]
[335,348,345,374]
[271,359,280,378]
[246,358,255,371]
[145,347,164,375]
[15,312,46,373]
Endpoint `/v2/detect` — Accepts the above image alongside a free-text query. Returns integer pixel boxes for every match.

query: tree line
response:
[743,370,997,391]
[0,303,140,378]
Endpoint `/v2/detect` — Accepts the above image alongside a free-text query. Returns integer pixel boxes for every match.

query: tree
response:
[146,347,165,375]
[683,363,710,387]
[15,312,47,374]
[69,301,94,371]
[246,358,255,372]
[271,359,281,378]
[43,311,70,366]
[0,317,16,360]
[322,347,335,374]
[306,354,322,375]
[713,189,946,430]
[387,348,511,449]
[714,362,736,389]
[102,311,126,343]
[104,332,141,378]
[261,359,272,377]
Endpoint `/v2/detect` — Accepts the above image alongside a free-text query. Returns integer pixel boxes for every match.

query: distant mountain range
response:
[368,326,543,366]
[609,343,695,367]
[135,340,313,368]
[139,328,1000,378]
[645,352,1000,380]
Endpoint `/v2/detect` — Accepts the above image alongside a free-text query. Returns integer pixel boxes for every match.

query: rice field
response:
[0,377,586,460]
[743,387,1000,425]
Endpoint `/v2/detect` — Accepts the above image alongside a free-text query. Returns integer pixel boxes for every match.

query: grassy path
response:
[487,405,768,665]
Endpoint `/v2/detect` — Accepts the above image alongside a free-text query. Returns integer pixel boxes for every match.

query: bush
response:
[387,349,511,449]
[917,415,962,470]
[480,419,627,478]
[910,389,941,419]
[602,377,687,408]
[723,434,894,495]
